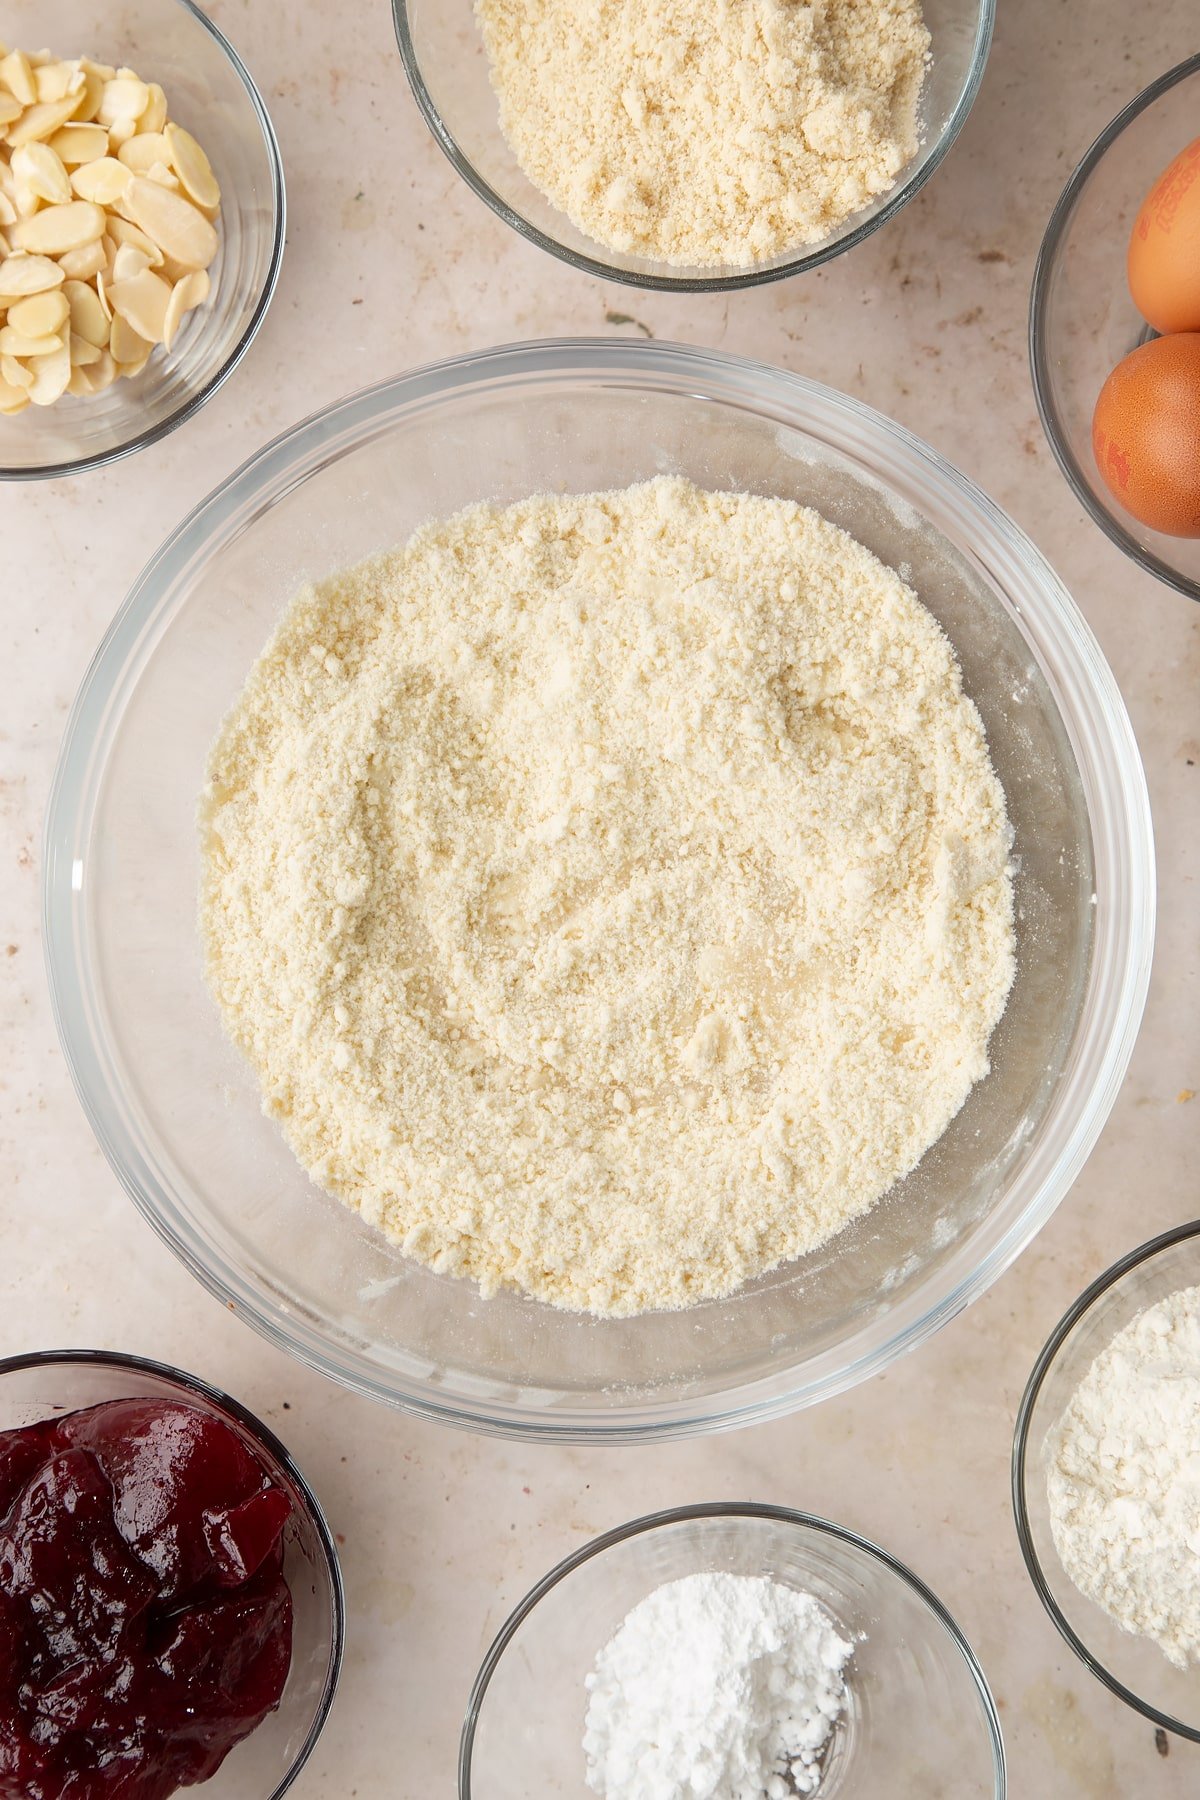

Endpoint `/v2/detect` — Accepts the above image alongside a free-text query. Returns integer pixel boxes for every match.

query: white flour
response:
[1046,1283,1200,1669]
[583,1572,852,1799]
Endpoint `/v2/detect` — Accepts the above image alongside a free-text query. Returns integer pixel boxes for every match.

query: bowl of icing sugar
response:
[460,1502,1006,1798]
[1014,1220,1200,1740]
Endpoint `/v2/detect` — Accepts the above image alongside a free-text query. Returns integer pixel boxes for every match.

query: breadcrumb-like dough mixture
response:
[200,478,1014,1316]
[475,0,931,267]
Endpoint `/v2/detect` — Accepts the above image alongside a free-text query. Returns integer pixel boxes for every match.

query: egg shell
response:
[1092,332,1200,538]
[1127,136,1200,335]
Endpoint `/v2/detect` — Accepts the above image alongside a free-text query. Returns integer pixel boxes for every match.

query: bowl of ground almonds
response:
[393,0,994,289]
[45,338,1151,1440]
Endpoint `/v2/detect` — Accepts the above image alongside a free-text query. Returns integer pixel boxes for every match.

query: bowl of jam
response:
[0,1349,343,1800]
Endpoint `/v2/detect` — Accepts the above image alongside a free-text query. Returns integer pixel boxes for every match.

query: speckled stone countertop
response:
[3,1,1199,1794]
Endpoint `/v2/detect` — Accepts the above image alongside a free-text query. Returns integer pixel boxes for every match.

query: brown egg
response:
[1127,136,1200,335]
[1092,333,1200,537]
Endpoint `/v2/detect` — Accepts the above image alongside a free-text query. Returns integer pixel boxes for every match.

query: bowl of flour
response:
[1014,1221,1200,1740]
[391,0,995,289]
[460,1503,1006,1798]
[44,339,1152,1439]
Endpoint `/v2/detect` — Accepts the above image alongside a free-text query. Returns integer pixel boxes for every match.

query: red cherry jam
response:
[0,1398,294,1800]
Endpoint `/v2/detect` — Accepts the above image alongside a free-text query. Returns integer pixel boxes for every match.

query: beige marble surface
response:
[3,0,1199,1794]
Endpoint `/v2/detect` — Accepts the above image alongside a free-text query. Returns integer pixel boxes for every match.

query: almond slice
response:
[108,266,170,343]
[144,161,179,192]
[69,155,131,206]
[164,122,219,210]
[108,310,152,365]
[0,93,22,127]
[68,329,100,365]
[106,215,163,267]
[111,245,153,288]
[63,277,109,345]
[0,373,29,412]
[71,65,105,124]
[0,323,63,356]
[0,49,37,107]
[123,175,217,270]
[6,95,81,147]
[140,83,167,136]
[98,76,149,127]
[26,336,70,403]
[48,122,108,164]
[12,199,105,254]
[0,190,14,227]
[117,130,171,174]
[7,287,68,335]
[34,60,81,104]
[0,351,31,388]
[162,267,208,350]
[0,252,64,293]
[55,236,106,279]
[11,140,71,204]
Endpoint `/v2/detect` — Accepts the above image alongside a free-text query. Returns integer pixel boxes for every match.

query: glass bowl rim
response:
[390,0,996,294]
[0,1344,347,1795]
[0,0,287,484]
[1011,1217,1200,1741]
[1028,50,1200,605]
[458,1498,1007,1798]
[43,334,1154,1442]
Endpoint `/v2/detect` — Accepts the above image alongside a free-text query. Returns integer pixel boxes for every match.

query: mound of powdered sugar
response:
[583,1572,852,1799]
[475,0,931,267]
[199,476,1014,1316]
[1047,1284,1200,1669]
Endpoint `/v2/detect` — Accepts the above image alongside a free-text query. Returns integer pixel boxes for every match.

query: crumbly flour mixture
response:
[475,0,930,267]
[583,1572,852,1799]
[200,476,1014,1317]
[1047,1284,1200,1669]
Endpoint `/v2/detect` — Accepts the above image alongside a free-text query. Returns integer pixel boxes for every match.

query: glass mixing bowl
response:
[0,1348,344,1797]
[1030,54,1200,602]
[460,1503,1006,1798]
[392,0,994,292]
[0,0,284,481]
[44,339,1153,1442]
[1013,1222,1200,1740]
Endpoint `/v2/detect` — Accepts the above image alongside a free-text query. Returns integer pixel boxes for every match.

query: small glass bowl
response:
[392,0,994,293]
[0,0,285,481]
[1030,54,1200,603]
[460,1503,1006,1797]
[1013,1221,1200,1739]
[0,1348,345,1796]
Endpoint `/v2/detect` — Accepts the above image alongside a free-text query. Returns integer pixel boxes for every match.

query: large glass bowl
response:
[461,1503,1006,1797]
[1013,1222,1200,1739]
[392,0,994,292]
[43,338,1153,1442]
[1030,54,1200,602]
[0,1348,344,1797]
[0,0,284,481]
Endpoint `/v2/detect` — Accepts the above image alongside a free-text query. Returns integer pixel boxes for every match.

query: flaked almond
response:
[12,199,105,254]
[48,122,108,164]
[0,351,31,388]
[68,329,100,365]
[164,122,219,210]
[0,252,64,293]
[117,130,171,174]
[6,95,81,147]
[108,266,170,343]
[123,175,217,269]
[0,323,63,357]
[26,336,70,404]
[162,267,208,350]
[7,287,68,335]
[106,215,163,266]
[11,140,71,204]
[109,310,152,365]
[97,75,148,127]
[34,59,82,104]
[141,83,167,136]
[63,278,109,345]
[0,373,29,412]
[70,155,131,206]
[55,236,106,279]
[0,49,37,107]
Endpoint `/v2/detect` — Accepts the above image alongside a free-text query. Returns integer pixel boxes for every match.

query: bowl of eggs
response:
[1031,53,1200,601]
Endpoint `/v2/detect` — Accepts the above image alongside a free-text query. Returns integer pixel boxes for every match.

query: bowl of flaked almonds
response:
[0,0,283,478]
